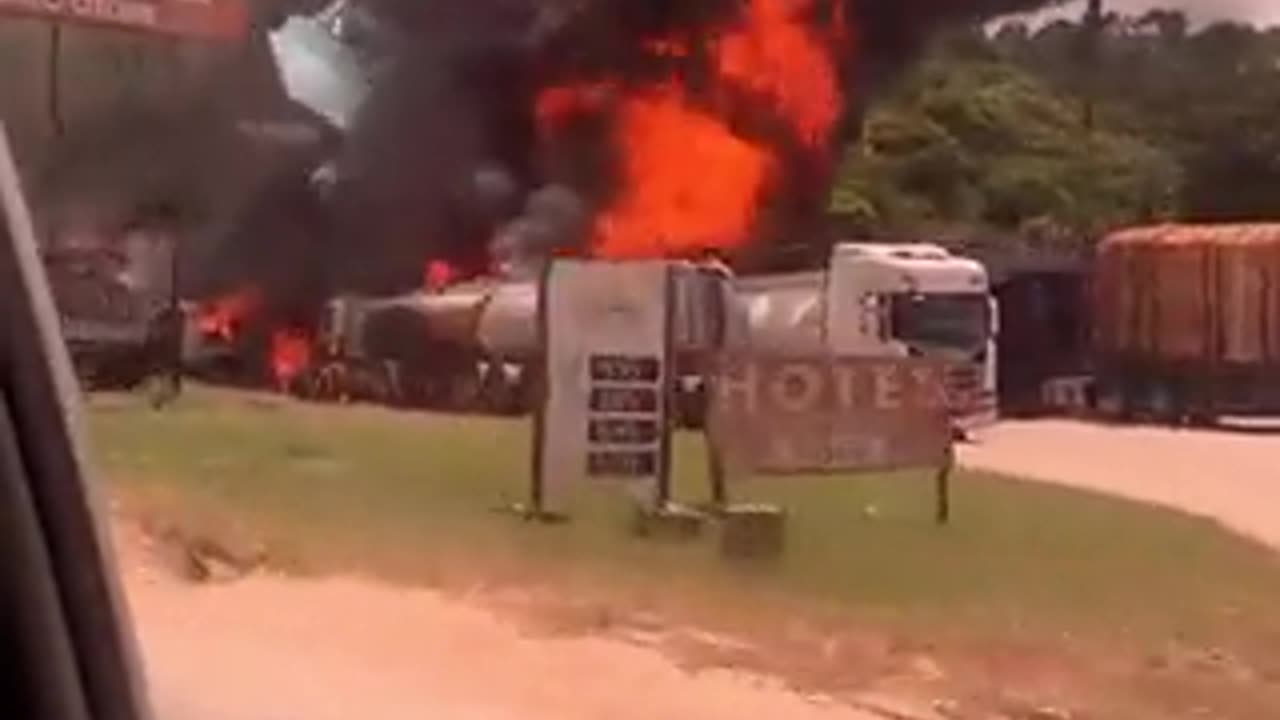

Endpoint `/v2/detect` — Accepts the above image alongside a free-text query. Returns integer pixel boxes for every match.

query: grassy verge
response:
[91,386,1280,719]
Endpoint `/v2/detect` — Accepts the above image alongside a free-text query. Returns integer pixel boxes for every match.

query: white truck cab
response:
[733,242,999,429]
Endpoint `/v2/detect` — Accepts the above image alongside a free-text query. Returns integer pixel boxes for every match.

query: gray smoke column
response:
[491,184,587,279]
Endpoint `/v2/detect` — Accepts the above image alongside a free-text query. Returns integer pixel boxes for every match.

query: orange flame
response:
[644,37,691,58]
[270,328,312,390]
[196,288,262,343]
[424,259,457,293]
[536,0,842,260]
[535,82,613,134]
[593,84,773,259]
[714,0,841,148]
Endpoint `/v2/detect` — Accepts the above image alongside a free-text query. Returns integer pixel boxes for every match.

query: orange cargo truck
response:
[1093,223,1280,422]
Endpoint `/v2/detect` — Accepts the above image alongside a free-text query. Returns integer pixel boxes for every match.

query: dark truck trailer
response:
[1093,223,1280,422]
[992,264,1092,416]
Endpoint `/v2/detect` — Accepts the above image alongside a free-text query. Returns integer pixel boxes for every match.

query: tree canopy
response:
[831,12,1280,245]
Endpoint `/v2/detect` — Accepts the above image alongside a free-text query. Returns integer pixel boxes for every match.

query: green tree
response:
[994,11,1280,221]
[830,34,1179,239]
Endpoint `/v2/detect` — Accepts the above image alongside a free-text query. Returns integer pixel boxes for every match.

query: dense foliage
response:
[831,12,1280,242]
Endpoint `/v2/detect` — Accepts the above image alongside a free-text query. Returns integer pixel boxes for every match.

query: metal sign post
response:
[529,259,676,518]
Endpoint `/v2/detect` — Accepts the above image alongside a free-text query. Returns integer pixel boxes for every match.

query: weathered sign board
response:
[708,355,953,475]
[532,259,675,514]
[0,0,247,40]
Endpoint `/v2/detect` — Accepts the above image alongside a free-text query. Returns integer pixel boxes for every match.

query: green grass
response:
[88,386,1280,641]
[89,386,1280,717]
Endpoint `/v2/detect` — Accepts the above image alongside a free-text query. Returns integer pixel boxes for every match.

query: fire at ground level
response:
[175,244,1001,429]
[59,222,1280,431]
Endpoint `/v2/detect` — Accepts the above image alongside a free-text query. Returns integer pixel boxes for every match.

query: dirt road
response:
[961,420,1280,550]
[120,535,879,720]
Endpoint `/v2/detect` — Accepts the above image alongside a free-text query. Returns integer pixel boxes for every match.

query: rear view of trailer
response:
[1094,224,1280,421]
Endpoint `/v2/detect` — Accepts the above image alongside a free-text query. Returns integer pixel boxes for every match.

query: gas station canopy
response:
[0,0,248,41]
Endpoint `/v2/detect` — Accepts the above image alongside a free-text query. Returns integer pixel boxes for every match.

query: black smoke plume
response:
[204,0,1056,315]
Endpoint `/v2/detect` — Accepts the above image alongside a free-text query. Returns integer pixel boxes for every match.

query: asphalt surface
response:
[961,419,1280,550]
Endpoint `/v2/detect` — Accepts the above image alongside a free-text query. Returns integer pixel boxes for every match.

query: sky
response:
[1018,0,1280,27]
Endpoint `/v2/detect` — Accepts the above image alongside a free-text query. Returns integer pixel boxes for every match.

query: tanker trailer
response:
[1093,223,1280,423]
[316,284,504,409]
[320,264,737,417]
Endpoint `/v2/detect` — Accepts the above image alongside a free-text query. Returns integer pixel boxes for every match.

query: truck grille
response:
[945,365,985,415]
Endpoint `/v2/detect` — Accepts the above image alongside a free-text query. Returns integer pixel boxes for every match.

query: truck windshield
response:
[888,292,989,353]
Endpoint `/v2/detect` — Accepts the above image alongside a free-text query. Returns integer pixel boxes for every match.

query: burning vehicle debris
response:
[44,216,183,392]
[179,0,1049,413]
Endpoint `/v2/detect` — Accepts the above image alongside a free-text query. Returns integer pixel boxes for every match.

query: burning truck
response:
[305,262,734,419]
[44,226,180,391]
[188,239,997,431]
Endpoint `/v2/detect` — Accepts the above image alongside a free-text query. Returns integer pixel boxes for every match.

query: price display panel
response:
[537,260,673,508]
[588,418,660,445]
[588,386,659,414]
[589,355,661,383]
[587,451,657,478]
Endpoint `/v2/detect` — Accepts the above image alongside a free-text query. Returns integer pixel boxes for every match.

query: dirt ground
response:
[117,527,883,720]
[961,419,1280,550]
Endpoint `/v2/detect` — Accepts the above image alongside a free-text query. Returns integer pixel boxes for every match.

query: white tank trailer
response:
[317,263,732,418]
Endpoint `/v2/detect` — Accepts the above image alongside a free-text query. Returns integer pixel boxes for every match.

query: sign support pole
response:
[165,228,183,402]
[526,263,551,519]
[654,266,676,511]
[706,430,728,512]
[700,272,730,514]
[703,366,729,513]
[935,443,955,526]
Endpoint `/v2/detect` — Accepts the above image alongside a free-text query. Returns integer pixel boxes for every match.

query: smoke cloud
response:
[210,0,1055,315]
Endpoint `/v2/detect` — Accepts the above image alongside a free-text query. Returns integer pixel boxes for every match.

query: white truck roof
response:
[834,242,988,285]
[834,242,952,260]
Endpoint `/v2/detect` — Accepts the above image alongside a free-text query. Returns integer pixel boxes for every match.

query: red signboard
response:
[0,0,247,41]
[708,355,953,474]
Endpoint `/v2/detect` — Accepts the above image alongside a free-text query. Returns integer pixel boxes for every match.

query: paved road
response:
[961,420,1280,550]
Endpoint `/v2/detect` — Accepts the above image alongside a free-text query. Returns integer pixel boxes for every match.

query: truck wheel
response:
[1094,383,1130,422]
[1187,412,1215,428]
[1148,383,1181,426]
[449,373,482,412]
[480,364,515,415]
[1186,387,1217,428]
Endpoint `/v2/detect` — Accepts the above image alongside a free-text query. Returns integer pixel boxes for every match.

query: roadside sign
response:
[532,260,675,514]
[708,355,952,474]
[0,0,248,41]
